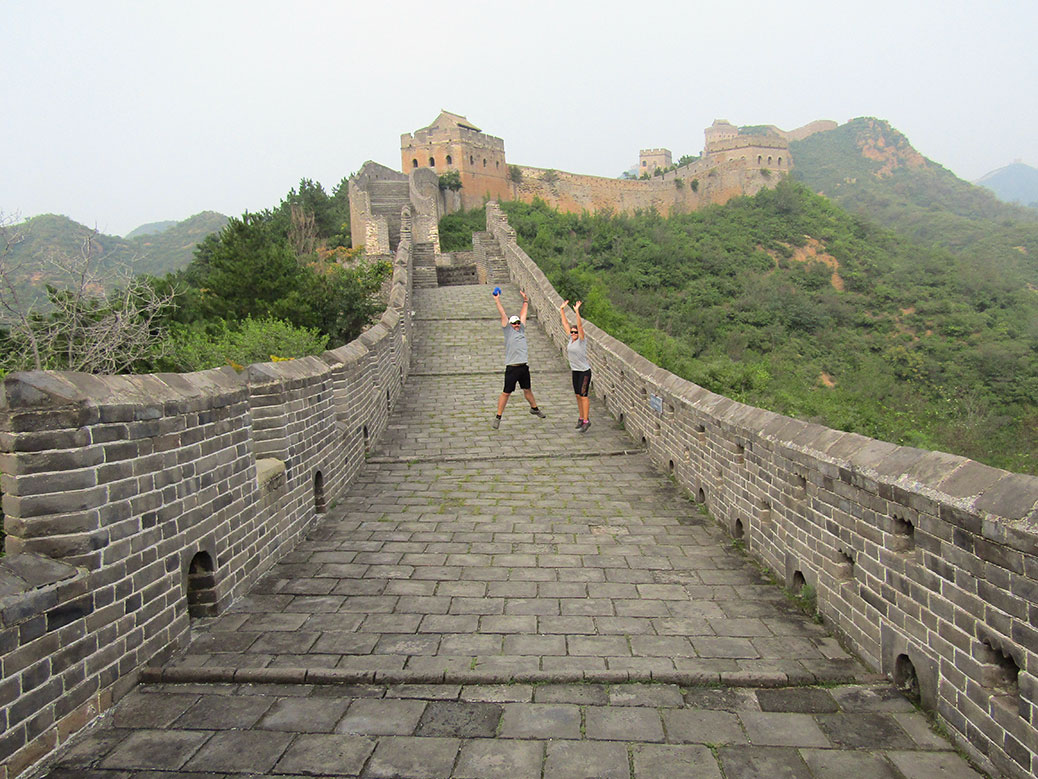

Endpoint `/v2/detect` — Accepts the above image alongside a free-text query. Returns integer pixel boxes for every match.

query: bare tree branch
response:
[0,211,176,375]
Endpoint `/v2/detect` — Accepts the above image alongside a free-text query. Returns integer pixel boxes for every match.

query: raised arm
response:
[559,299,571,331]
[493,289,507,326]
[519,291,529,325]
[574,300,585,339]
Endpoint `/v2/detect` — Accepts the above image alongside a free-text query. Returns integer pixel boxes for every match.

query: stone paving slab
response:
[33,283,985,778]
[40,681,982,778]
[160,454,860,684]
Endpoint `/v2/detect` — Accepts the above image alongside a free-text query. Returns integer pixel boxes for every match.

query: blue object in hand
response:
[493,287,501,296]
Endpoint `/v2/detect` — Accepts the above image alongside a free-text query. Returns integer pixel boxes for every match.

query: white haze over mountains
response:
[2,0,1037,237]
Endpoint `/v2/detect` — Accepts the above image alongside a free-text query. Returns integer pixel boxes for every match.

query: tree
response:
[438,170,462,191]
[187,211,304,322]
[0,212,175,374]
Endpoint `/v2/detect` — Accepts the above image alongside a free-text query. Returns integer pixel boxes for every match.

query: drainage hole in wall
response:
[837,549,854,580]
[893,654,921,706]
[892,515,915,553]
[187,551,217,619]
[314,470,326,514]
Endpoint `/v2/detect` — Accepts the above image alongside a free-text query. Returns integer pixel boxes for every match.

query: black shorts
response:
[503,363,531,393]
[572,369,591,397]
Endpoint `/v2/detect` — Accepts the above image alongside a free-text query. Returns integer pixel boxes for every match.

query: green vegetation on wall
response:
[500,180,1037,474]
[438,207,487,252]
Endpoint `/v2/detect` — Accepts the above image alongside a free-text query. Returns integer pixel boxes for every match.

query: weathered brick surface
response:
[0,216,417,777]
[486,201,1038,779]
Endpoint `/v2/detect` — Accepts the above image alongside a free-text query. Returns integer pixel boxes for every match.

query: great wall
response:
[0,113,1036,778]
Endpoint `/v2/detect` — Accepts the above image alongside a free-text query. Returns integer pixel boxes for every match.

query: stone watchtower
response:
[639,148,672,176]
[704,118,791,171]
[703,119,739,150]
[401,111,512,210]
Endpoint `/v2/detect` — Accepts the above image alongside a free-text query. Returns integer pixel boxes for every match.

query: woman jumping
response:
[560,300,591,432]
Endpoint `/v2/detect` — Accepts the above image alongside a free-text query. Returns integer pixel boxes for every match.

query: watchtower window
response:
[470,155,474,164]
[429,157,435,167]
[758,155,762,164]
[412,159,418,168]
[778,157,783,166]
[483,158,487,167]
[446,155,453,165]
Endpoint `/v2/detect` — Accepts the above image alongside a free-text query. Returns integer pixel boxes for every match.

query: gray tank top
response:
[503,324,528,365]
[567,337,590,371]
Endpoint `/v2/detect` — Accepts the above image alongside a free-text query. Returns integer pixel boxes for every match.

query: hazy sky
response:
[2,0,1036,236]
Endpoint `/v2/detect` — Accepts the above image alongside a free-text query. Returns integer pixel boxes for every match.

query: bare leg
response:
[497,392,511,415]
[522,388,538,408]
[580,395,590,420]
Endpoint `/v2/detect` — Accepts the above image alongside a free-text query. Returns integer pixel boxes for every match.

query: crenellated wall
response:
[485,201,1038,779]
[0,219,417,779]
[511,158,779,218]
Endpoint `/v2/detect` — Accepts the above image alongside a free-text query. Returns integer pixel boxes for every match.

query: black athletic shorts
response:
[572,369,591,397]
[503,363,531,393]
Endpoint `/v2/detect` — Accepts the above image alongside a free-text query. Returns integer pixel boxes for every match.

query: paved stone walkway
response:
[35,284,985,778]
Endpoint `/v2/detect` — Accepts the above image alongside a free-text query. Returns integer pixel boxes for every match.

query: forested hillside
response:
[791,118,1038,281]
[496,181,1037,474]
[1,211,228,311]
[2,176,388,377]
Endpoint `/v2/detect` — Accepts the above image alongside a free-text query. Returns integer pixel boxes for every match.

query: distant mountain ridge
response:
[790,118,1038,290]
[125,220,178,239]
[975,162,1038,208]
[2,211,228,312]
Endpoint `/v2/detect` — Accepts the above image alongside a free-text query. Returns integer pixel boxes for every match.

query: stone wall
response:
[486,201,1038,779]
[0,225,417,779]
[511,159,778,218]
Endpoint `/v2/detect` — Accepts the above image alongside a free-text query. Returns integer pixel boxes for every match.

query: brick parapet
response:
[0,220,417,777]
[511,160,780,218]
[487,202,1038,778]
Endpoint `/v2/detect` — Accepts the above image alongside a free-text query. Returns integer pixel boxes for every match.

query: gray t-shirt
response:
[503,324,528,365]
[567,337,590,371]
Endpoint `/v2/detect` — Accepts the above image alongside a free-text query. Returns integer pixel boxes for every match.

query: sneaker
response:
[575,419,584,429]
[492,417,500,429]
[580,420,592,432]
[530,407,546,418]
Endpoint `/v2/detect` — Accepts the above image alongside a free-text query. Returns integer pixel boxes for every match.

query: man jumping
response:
[492,288,546,429]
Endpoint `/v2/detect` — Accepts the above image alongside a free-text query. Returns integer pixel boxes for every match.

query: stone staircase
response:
[475,230,509,283]
[413,241,438,288]
[369,180,411,250]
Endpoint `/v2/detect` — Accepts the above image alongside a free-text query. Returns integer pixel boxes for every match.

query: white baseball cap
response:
[508,315,520,324]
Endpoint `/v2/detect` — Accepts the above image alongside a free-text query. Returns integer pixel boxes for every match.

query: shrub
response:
[438,171,462,192]
[160,316,329,372]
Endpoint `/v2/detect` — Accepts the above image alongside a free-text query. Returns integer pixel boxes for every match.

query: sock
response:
[496,414,502,419]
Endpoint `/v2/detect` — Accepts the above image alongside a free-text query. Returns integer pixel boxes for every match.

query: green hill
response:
[127,211,228,277]
[496,179,1037,474]
[790,118,1038,264]
[125,220,178,239]
[2,211,227,311]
